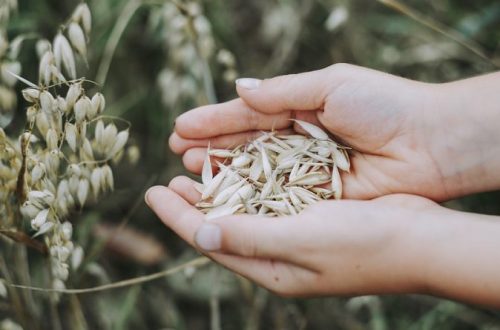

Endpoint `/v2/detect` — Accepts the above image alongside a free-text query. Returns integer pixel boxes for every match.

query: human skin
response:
[147,64,500,307]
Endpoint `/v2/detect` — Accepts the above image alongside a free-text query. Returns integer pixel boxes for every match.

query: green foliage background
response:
[2,0,499,329]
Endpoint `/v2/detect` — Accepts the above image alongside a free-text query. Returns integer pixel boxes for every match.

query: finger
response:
[145,186,204,245]
[169,128,294,155]
[175,98,292,139]
[194,214,299,262]
[235,65,344,113]
[182,148,222,174]
[168,176,201,205]
[146,186,317,295]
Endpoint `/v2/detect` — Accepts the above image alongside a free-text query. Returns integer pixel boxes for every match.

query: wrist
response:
[389,206,442,295]
[423,76,500,198]
[413,208,500,307]
[359,200,443,295]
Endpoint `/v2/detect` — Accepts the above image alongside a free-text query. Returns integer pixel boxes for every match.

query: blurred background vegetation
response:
[1,0,500,329]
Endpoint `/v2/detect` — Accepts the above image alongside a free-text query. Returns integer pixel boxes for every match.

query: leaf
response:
[6,70,38,88]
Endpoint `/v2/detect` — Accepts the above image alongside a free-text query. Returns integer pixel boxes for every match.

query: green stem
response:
[377,0,499,68]
[9,257,209,294]
[95,0,142,86]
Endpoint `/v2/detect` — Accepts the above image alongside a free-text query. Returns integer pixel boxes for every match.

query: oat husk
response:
[196,120,351,220]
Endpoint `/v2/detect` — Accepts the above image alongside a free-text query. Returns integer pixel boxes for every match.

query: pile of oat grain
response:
[196,120,350,219]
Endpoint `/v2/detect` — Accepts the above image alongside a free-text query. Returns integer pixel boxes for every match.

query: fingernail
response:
[195,223,221,251]
[235,78,261,90]
[144,186,161,207]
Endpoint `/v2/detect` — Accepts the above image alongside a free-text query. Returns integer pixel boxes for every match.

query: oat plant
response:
[0,2,130,327]
[0,0,21,127]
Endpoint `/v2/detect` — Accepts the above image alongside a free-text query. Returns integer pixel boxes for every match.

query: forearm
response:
[430,72,500,197]
[415,209,500,307]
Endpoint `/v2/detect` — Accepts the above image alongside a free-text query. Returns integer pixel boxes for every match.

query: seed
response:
[258,143,272,179]
[102,123,118,151]
[22,88,40,102]
[108,130,129,157]
[91,93,105,114]
[39,51,54,85]
[74,96,91,123]
[33,222,54,238]
[209,149,238,158]
[205,204,242,221]
[90,167,102,196]
[331,164,342,200]
[292,119,329,140]
[77,178,89,206]
[102,165,114,191]
[45,128,58,150]
[287,171,330,186]
[65,122,77,152]
[212,180,245,206]
[202,147,213,185]
[31,209,50,229]
[231,153,252,168]
[248,155,263,181]
[36,111,50,137]
[31,163,46,183]
[332,147,350,172]
[72,3,92,36]
[61,222,73,241]
[201,167,227,200]
[225,184,253,207]
[66,83,82,110]
[68,22,86,57]
[53,33,76,79]
[71,246,84,270]
[40,90,55,113]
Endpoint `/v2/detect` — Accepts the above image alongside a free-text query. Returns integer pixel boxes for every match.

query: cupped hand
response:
[146,176,440,297]
[169,63,459,201]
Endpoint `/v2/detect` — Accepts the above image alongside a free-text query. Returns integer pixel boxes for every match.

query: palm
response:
[312,80,447,200]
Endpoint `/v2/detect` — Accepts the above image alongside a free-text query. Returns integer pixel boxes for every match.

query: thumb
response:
[235,64,343,113]
[194,215,294,260]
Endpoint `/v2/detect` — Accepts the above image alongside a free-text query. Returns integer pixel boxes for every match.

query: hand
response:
[146,176,434,297]
[169,64,445,200]
[170,65,500,201]
[146,177,500,307]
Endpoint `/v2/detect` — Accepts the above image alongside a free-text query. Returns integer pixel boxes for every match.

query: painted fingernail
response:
[195,223,221,251]
[235,78,261,90]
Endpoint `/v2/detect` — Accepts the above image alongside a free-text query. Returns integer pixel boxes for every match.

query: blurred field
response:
[1,0,500,329]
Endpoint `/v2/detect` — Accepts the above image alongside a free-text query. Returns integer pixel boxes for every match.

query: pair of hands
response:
[146,64,500,306]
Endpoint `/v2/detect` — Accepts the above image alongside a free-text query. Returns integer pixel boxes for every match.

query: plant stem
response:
[0,254,25,327]
[209,267,221,330]
[95,0,142,86]
[377,0,499,68]
[9,256,209,294]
